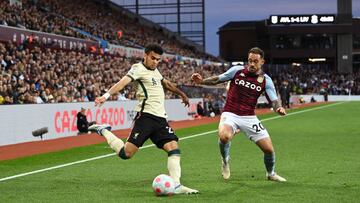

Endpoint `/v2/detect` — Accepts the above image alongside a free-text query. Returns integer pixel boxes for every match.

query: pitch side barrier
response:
[289,95,360,104]
[256,95,360,105]
[0,99,201,146]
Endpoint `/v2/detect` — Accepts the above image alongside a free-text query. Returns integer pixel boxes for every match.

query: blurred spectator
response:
[76,107,96,134]
[196,101,204,117]
[203,97,214,117]
[310,96,317,103]
[279,80,291,108]
[33,90,44,104]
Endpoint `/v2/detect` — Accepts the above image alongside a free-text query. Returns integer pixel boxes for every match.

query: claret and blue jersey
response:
[219,65,278,116]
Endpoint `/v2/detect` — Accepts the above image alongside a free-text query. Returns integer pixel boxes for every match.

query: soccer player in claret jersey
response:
[191,47,287,182]
[89,44,199,194]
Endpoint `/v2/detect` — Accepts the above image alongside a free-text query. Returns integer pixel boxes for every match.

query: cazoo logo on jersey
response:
[234,79,262,92]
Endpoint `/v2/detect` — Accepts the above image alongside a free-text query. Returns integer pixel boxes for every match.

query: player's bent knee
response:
[220,136,230,144]
[219,131,232,143]
[263,148,274,154]
[163,140,179,152]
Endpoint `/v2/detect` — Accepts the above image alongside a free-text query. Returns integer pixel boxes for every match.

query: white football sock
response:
[167,155,181,184]
[102,129,124,154]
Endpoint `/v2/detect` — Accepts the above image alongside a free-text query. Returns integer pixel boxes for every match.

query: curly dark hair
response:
[145,44,163,55]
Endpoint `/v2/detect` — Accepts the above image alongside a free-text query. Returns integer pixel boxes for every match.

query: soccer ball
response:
[152,174,176,196]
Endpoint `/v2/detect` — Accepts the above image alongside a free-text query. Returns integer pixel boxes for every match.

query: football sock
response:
[167,149,181,184]
[264,152,275,176]
[101,129,124,154]
[219,140,231,163]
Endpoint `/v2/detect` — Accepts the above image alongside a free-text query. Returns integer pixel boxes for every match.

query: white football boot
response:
[221,156,230,180]
[88,124,111,135]
[267,173,287,182]
[174,185,199,195]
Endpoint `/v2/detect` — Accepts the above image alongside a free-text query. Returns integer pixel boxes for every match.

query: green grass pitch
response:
[0,102,359,202]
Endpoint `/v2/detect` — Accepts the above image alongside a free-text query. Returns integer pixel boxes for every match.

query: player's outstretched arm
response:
[191,73,222,85]
[95,76,132,107]
[271,100,286,116]
[162,79,189,107]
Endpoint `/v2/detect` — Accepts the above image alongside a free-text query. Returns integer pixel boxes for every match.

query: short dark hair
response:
[145,44,163,55]
[248,47,265,59]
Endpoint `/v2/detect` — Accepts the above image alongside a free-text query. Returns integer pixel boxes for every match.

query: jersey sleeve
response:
[126,64,142,81]
[156,69,164,81]
[218,65,244,82]
[264,74,278,101]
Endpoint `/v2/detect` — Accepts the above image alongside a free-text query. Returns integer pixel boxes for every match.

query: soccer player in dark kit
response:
[191,47,287,182]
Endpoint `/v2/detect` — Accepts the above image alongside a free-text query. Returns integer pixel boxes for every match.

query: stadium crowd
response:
[1,1,359,106]
[0,0,217,60]
[266,66,360,96]
[0,41,224,104]
[1,39,359,105]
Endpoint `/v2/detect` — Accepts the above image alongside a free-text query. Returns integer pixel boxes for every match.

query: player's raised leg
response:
[163,141,199,195]
[256,137,286,182]
[88,124,124,155]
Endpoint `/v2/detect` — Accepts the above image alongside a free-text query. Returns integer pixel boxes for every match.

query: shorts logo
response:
[166,126,174,134]
[133,132,139,139]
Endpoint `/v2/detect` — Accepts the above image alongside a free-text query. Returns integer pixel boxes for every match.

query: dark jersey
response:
[77,112,88,132]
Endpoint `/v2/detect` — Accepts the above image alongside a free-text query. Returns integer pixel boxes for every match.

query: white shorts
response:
[219,112,270,142]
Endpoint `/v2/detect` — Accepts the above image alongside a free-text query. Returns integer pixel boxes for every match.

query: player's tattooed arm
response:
[272,100,281,110]
[191,73,222,85]
[272,100,286,116]
[202,76,222,85]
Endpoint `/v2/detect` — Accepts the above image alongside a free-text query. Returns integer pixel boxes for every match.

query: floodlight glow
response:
[308,58,326,62]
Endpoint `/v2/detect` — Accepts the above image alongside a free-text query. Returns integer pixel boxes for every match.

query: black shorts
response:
[127,112,178,149]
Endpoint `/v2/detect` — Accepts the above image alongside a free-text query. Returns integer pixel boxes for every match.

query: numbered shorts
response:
[127,112,178,149]
[219,112,270,142]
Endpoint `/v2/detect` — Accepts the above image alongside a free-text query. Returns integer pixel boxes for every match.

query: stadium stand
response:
[0,0,218,60]
[1,0,359,106]
[0,39,225,104]
[263,65,360,96]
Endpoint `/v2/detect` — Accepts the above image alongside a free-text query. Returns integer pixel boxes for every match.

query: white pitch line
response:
[0,102,346,182]
[261,101,346,122]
